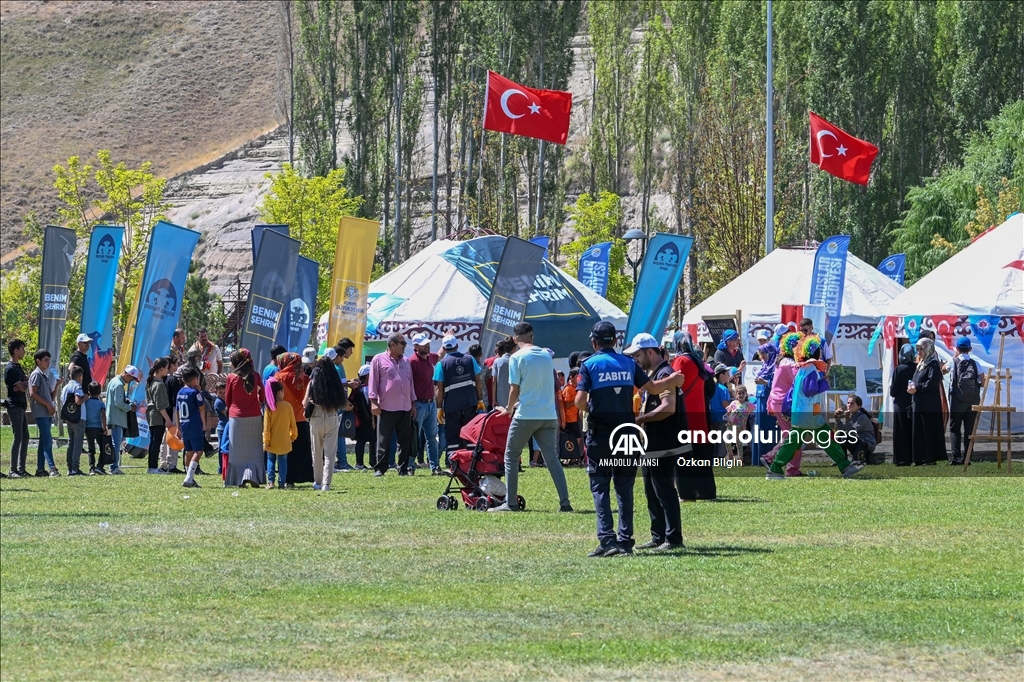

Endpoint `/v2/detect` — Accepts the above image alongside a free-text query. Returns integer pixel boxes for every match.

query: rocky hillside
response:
[0,0,285,259]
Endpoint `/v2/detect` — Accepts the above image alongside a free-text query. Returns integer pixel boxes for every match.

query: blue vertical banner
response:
[251,224,289,263]
[80,225,124,387]
[126,221,201,451]
[624,233,694,343]
[877,253,906,285]
[276,255,319,353]
[577,241,612,298]
[38,226,77,378]
[808,235,851,342]
[242,229,300,370]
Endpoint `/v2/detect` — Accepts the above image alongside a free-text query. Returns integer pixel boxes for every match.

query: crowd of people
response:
[2,313,981,557]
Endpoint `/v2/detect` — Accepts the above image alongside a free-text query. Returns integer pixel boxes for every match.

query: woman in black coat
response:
[908,338,946,465]
[889,344,916,466]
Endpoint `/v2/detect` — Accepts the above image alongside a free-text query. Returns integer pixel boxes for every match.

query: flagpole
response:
[765,0,775,255]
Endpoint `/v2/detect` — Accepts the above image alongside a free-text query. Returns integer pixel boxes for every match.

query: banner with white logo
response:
[241,229,300,370]
[38,225,77,376]
[81,225,124,386]
[624,233,693,344]
[277,255,319,353]
[577,241,611,298]
[809,235,851,342]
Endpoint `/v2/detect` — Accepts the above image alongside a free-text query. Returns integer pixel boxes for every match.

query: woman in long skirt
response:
[224,349,265,487]
[671,333,716,500]
[909,338,946,465]
[275,353,314,486]
[889,344,916,466]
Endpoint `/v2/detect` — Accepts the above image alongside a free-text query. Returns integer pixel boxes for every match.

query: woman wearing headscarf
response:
[889,343,917,466]
[224,348,265,487]
[274,352,314,486]
[752,339,780,465]
[762,332,804,475]
[670,332,716,500]
[713,329,744,370]
[908,337,946,465]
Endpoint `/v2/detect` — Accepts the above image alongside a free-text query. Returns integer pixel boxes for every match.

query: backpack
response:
[952,357,982,404]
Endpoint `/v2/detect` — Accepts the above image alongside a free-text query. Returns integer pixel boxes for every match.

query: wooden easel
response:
[963,334,1015,472]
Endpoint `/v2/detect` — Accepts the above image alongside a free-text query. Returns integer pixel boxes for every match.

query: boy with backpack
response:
[949,337,984,465]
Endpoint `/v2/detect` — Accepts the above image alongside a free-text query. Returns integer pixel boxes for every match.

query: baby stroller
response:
[436,410,526,512]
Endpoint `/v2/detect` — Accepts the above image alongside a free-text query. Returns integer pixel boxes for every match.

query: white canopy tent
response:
[318,238,627,358]
[681,247,906,398]
[881,213,1023,432]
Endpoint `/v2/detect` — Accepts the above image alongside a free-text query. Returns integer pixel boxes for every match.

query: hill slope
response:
[0,0,284,257]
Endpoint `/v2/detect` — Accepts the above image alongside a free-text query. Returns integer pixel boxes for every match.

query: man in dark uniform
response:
[574,322,685,557]
[70,334,94,390]
[628,333,688,552]
[433,336,484,461]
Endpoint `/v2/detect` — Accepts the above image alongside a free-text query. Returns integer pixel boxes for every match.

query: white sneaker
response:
[321,485,330,492]
[147,468,165,474]
[842,462,865,479]
[488,503,513,512]
[765,472,786,480]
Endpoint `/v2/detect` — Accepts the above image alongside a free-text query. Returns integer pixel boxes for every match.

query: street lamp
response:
[623,228,648,283]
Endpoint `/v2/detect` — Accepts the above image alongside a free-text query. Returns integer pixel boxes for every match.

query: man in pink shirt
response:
[368,333,417,477]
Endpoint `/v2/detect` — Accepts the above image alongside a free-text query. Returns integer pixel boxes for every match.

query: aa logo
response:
[652,243,679,269]
[144,278,178,320]
[95,234,117,262]
[608,423,648,457]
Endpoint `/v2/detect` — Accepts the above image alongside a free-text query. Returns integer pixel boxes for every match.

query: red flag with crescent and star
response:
[809,112,879,185]
[483,70,572,145]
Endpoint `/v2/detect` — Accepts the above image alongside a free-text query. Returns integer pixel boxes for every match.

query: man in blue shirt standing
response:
[574,322,684,557]
[489,322,572,513]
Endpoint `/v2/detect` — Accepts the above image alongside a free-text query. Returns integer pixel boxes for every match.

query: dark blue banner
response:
[251,224,289,264]
[809,235,851,341]
[624,233,693,343]
[39,226,77,377]
[577,241,612,298]
[529,235,550,259]
[877,253,906,285]
[480,237,547,357]
[81,226,124,386]
[127,220,201,450]
[242,229,300,370]
[440,236,601,356]
[276,255,319,353]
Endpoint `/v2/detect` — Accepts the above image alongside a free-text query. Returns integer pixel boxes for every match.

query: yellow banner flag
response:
[328,216,379,378]
[117,276,146,373]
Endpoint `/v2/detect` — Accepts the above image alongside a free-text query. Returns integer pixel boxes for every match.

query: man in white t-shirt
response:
[190,328,223,376]
[489,322,572,513]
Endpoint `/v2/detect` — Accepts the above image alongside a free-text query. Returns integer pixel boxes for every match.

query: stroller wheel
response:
[448,495,459,510]
[474,498,490,512]
[517,495,526,511]
[436,496,450,511]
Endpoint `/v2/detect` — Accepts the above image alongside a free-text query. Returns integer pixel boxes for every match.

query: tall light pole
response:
[623,228,648,283]
[765,0,775,255]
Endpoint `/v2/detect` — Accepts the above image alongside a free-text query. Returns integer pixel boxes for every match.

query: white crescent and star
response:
[500,88,541,119]
[816,129,848,157]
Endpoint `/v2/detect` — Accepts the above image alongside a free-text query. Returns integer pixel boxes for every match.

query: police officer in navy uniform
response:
[629,333,688,552]
[433,336,484,460]
[574,322,685,557]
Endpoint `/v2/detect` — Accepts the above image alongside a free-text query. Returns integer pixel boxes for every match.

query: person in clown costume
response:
[766,335,865,481]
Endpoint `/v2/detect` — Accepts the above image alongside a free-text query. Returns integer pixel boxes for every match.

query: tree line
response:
[280,0,1022,301]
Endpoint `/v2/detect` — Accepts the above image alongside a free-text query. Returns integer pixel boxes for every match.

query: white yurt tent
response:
[681,247,906,398]
[318,237,627,359]
[881,213,1023,431]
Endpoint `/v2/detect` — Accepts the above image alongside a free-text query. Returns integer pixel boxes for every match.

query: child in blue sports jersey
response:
[175,368,207,489]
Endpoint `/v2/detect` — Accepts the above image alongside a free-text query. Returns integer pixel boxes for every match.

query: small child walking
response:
[83,381,108,475]
[724,384,756,461]
[263,381,297,490]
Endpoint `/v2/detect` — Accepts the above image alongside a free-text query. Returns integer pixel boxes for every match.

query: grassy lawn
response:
[1,460,1022,680]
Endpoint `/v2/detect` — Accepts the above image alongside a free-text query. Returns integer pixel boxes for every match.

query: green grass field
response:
[1,460,1022,680]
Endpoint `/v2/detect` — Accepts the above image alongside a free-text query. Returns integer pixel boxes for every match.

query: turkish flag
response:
[809,112,879,185]
[930,314,960,351]
[781,304,803,332]
[483,70,572,145]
